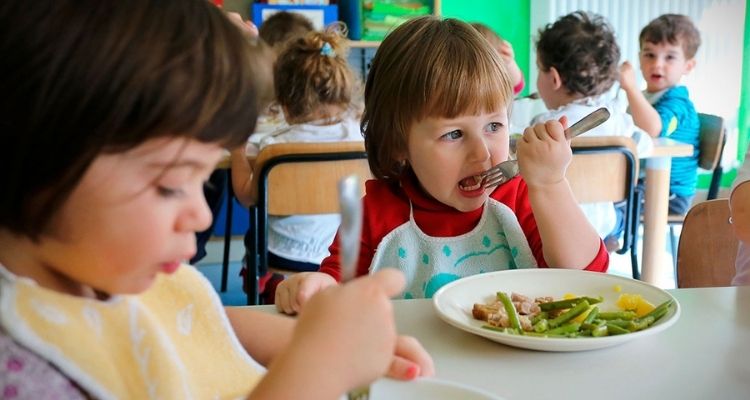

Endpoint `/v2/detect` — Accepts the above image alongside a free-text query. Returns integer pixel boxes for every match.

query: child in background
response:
[230,27,363,297]
[620,14,701,215]
[471,22,525,96]
[730,144,750,285]
[259,11,315,53]
[530,11,652,246]
[275,16,608,314]
[0,1,433,398]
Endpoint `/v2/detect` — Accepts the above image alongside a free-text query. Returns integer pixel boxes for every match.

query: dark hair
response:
[640,14,701,59]
[259,11,315,51]
[536,11,620,97]
[274,25,356,123]
[363,16,513,180]
[0,0,268,239]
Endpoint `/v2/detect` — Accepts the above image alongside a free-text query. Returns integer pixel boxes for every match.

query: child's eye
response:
[441,130,463,140]
[486,122,504,133]
[157,186,185,198]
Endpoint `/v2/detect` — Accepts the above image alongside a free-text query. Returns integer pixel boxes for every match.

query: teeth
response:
[459,176,484,191]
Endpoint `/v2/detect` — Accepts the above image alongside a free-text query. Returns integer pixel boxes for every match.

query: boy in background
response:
[620,14,701,215]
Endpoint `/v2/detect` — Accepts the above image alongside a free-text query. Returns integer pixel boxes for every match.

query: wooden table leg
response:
[641,157,673,287]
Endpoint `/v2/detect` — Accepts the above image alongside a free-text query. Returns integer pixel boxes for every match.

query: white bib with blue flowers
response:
[370,198,538,298]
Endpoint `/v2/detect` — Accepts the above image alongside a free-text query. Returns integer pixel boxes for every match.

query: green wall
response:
[441,0,532,96]
[738,4,750,162]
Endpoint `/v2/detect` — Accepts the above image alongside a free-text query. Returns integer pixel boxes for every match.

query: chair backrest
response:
[568,136,639,204]
[697,113,725,171]
[243,141,371,304]
[251,141,372,215]
[676,199,738,288]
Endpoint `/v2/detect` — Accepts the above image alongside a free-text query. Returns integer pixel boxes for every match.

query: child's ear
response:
[684,58,697,74]
[549,66,563,91]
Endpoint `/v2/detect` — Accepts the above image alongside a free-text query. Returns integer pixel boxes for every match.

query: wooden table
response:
[640,138,694,287]
[252,287,750,399]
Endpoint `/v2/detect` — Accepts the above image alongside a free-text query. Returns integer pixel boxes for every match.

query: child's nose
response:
[177,193,213,233]
[467,136,491,162]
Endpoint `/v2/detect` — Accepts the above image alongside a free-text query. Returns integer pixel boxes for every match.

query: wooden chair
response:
[668,113,727,265]
[568,136,640,278]
[243,141,371,305]
[676,199,737,288]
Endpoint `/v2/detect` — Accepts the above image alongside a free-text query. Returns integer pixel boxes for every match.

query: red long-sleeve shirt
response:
[320,172,608,280]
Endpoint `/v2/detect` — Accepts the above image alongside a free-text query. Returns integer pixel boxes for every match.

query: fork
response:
[480,107,611,189]
[338,175,370,400]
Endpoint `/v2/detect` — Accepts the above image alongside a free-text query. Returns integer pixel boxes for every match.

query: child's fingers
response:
[558,115,569,131]
[274,281,297,315]
[365,269,406,299]
[544,119,566,141]
[386,336,435,380]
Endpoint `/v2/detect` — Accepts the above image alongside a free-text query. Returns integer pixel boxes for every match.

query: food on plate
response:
[472,292,673,338]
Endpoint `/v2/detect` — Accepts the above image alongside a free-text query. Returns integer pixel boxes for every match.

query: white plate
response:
[432,269,680,352]
[366,378,505,400]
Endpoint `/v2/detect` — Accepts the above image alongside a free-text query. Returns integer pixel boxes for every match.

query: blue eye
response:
[442,130,463,140]
[486,122,504,133]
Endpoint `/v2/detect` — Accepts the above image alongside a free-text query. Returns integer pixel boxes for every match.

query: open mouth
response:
[458,174,484,191]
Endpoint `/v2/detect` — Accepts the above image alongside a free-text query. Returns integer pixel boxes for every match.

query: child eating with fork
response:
[0,1,434,398]
[274,16,608,314]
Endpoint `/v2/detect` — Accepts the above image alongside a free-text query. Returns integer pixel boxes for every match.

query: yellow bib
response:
[0,265,263,400]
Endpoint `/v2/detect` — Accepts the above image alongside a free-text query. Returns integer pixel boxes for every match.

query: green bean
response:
[628,316,655,331]
[607,324,630,335]
[546,322,581,335]
[523,331,569,338]
[539,296,603,311]
[582,306,600,325]
[496,292,522,333]
[533,318,549,333]
[640,300,673,321]
[598,311,637,320]
[591,325,609,337]
[605,319,632,329]
[548,300,590,328]
[531,311,549,325]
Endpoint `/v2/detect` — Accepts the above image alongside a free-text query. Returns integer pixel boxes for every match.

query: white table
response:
[641,138,694,286]
[252,287,749,399]
[384,287,750,400]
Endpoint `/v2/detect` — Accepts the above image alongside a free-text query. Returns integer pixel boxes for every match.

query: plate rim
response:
[372,377,506,400]
[432,269,681,351]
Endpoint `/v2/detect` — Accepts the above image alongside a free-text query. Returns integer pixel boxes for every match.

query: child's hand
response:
[387,335,435,380]
[287,269,410,394]
[618,61,638,93]
[274,272,337,315]
[497,39,516,63]
[225,12,258,38]
[516,117,572,188]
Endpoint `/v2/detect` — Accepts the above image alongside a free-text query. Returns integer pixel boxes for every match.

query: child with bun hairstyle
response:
[230,26,363,294]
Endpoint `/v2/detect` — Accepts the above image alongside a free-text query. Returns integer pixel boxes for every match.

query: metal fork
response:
[480,107,611,189]
[338,175,370,400]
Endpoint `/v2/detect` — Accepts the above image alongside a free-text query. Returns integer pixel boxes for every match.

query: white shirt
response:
[530,95,652,238]
[257,117,363,264]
